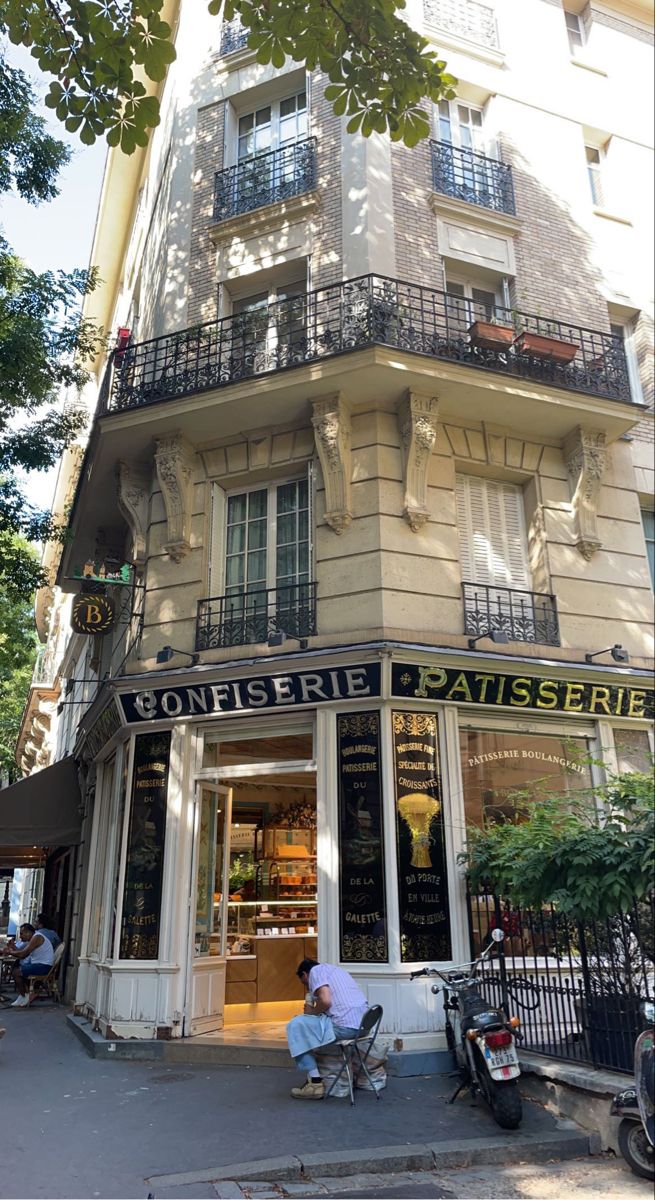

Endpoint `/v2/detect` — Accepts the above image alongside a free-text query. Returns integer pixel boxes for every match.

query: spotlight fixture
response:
[585,644,630,665]
[467,630,510,650]
[267,630,309,650]
[156,644,200,666]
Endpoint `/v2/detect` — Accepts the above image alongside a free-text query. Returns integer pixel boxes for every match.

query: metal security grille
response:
[462,582,560,646]
[213,138,317,221]
[102,276,632,413]
[431,141,516,214]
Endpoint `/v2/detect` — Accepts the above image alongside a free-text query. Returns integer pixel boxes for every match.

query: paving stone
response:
[214,1186,247,1200]
[153,1186,220,1199]
[280,1183,328,1196]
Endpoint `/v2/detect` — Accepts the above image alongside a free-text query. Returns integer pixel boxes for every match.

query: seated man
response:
[35,913,62,950]
[6,923,54,1008]
[286,957,368,1100]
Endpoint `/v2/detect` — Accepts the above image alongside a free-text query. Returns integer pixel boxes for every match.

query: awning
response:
[0,757,83,847]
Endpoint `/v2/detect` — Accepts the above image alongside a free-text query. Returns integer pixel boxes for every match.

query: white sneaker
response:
[10,995,29,1008]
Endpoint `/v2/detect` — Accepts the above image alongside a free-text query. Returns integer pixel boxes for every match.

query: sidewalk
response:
[0,1006,594,1200]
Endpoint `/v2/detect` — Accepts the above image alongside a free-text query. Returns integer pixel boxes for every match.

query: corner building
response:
[21,0,655,1058]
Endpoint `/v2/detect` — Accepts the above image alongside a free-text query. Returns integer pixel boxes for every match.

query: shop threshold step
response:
[164,1040,290,1067]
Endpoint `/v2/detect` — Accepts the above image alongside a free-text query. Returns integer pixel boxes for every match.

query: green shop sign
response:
[392,663,653,720]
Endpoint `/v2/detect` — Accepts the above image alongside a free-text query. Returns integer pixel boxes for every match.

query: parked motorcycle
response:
[611,999,655,1181]
[411,929,523,1129]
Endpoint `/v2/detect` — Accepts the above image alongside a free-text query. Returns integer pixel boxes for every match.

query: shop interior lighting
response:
[585,644,630,664]
[156,644,200,666]
[267,630,309,650]
[467,630,510,650]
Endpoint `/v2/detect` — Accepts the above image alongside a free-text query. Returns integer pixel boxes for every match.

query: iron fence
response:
[423,0,499,47]
[220,17,248,55]
[462,582,560,645]
[467,890,655,1073]
[214,138,317,222]
[101,275,632,413]
[431,141,516,215]
[196,581,317,651]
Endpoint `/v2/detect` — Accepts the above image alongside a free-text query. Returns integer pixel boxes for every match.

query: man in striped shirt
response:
[286,957,368,1099]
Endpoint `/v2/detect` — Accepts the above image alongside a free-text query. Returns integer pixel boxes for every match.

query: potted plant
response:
[468,316,515,351]
[513,326,579,363]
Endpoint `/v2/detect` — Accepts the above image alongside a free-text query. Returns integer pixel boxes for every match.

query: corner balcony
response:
[463,582,560,646]
[100,276,632,416]
[213,139,318,223]
[431,141,515,215]
[423,0,499,48]
[220,17,249,55]
[196,582,317,651]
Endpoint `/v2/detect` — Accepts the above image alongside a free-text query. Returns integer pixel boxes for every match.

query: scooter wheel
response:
[618,1119,655,1181]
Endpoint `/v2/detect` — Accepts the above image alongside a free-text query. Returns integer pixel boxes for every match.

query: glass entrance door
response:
[186,782,232,1035]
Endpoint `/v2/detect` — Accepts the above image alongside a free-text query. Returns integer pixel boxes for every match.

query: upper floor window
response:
[437,100,485,153]
[237,92,307,161]
[228,275,308,374]
[585,144,604,207]
[642,508,655,589]
[609,319,642,403]
[564,9,585,54]
[444,273,506,336]
[456,473,531,592]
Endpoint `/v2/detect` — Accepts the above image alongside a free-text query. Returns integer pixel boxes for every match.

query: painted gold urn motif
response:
[398,792,440,868]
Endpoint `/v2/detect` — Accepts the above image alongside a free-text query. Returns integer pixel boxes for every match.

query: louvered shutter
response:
[456,474,531,590]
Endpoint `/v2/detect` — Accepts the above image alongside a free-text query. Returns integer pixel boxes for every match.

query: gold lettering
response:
[84,602,103,625]
[535,680,559,709]
[564,682,585,711]
[446,672,473,703]
[474,674,495,703]
[628,690,646,718]
[415,667,448,698]
[496,676,506,704]
[509,678,532,706]
[589,685,611,715]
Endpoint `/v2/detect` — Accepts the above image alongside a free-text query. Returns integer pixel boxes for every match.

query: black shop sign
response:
[119,731,170,960]
[337,712,387,963]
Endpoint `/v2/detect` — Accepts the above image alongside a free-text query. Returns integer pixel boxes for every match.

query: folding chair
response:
[324,1004,384,1106]
[27,943,65,1005]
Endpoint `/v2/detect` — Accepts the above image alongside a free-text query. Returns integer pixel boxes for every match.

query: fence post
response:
[493,894,510,1014]
[576,921,597,1068]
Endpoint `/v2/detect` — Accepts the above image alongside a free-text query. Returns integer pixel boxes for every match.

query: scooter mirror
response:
[641,999,655,1023]
[491,928,505,943]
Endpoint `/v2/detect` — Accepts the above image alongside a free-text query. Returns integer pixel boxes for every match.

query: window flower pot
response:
[468,320,515,351]
[513,331,579,363]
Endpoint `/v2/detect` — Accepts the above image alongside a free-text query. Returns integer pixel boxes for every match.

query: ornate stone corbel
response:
[154,433,196,561]
[311,394,352,534]
[117,460,152,565]
[563,427,606,560]
[397,391,439,531]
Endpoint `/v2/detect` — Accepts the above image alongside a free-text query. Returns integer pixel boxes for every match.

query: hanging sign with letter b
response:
[71,592,116,635]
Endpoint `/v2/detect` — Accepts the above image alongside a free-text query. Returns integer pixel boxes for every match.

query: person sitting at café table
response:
[286,957,368,1100]
[2,922,54,1008]
[35,913,62,950]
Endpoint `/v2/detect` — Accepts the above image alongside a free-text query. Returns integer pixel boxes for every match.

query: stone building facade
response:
[18,0,654,1053]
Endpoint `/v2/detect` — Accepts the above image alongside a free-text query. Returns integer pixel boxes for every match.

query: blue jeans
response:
[294,1024,359,1073]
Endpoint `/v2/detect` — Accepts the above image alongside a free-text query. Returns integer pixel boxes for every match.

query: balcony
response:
[220,17,249,55]
[213,139,318,223]
[423,0,499,48]
[431,141,515,215]
[196,582,317,651]
[101,276,632,415]
[31,647,57,689]
[463,582,560,646]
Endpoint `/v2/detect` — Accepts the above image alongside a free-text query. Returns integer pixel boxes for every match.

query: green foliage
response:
[0,537,38,781]
[461,769,655,923]
[2,0,457,153]
[0,55,71,202]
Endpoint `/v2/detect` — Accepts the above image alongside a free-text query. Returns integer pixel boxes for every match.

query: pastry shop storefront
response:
[74,648,654,1047]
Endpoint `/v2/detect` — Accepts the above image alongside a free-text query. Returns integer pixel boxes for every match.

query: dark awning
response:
[0,757,83,847]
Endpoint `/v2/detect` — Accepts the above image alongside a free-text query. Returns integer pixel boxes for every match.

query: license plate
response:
[484,1046,518,1069]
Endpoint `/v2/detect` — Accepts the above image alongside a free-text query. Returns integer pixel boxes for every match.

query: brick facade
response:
[310,73,343,289]
[187,101,224,325]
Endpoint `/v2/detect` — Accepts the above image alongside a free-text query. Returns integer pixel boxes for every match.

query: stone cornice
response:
[428,191,523,237]
[208,190,319,245]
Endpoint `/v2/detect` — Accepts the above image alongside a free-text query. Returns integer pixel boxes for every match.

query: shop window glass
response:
[87,755,115,956]
[202,731,313,769]
[613,728,652,775]
[107,753,128,957]
[460,729,593,827]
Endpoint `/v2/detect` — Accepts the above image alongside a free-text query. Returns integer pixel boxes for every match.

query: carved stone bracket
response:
[311,394,352,534]
[154,433,196,561]
[397,391,439,531]
[564,426,606,560]
[117,460,152,565]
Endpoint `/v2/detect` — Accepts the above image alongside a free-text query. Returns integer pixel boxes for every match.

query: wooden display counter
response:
[225,934,318,1004]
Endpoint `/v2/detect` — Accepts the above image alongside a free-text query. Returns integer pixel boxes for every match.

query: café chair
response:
[324,1004,384,1106]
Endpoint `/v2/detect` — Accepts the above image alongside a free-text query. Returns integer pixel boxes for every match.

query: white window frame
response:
[236,90,308,162]
[609,318,644,404]
[455,472,532,592]
[222,472,313,598]
[435,99,487,154]
[564,9,586,54]
[585,143,605,208]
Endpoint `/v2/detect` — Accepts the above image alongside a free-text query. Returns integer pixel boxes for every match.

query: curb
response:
[146,1129,595,1189]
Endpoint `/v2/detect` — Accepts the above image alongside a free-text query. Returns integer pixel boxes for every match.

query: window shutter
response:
[209,482,227,598]
[456,474,531,591]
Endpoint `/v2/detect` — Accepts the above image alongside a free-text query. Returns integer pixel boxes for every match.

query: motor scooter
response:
[411,929,523,1130]
[611,999,655,1181]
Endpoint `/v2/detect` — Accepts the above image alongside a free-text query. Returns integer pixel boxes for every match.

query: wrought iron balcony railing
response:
[196,582,317,651]
[214,138,318,223]
[463,581,560,646]
[431,141,515,215]
[31,647,57,688]
[220,17,249,55]
[101,275,632,414]
[423,0,499,48]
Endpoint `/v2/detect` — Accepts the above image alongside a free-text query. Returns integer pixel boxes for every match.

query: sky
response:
[2,42,107,513]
